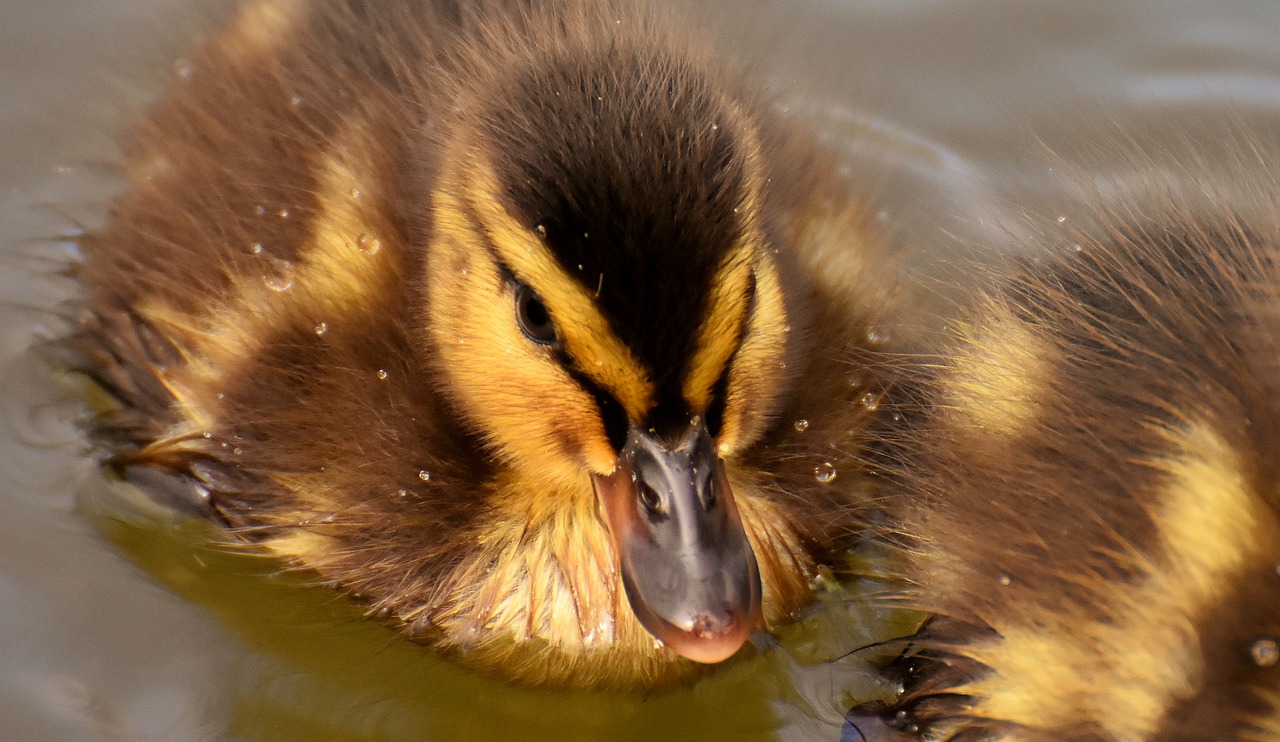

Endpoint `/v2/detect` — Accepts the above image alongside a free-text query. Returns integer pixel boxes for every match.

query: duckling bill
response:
[595,419,760,662]
[70,0,894,687]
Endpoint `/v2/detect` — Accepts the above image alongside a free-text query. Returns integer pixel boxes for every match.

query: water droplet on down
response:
[1252,637,1279,667]
[262,257,295,291]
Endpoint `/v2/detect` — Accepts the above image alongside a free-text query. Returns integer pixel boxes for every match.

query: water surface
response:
[3,1,1280,739]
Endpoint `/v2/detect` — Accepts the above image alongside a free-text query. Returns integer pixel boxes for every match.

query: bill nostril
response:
[636,480,668,521]
[697,465,716,510]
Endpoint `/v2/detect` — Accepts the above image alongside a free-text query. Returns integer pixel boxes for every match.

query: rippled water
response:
[3,1,1279,739]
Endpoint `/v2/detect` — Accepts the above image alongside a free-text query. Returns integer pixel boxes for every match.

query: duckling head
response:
[423,16,792,663]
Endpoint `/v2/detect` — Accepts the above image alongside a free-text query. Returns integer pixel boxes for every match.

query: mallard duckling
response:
[70,0,895,688]
[850,163,1280,738]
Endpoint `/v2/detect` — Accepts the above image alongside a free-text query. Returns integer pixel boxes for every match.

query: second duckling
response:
[851,154,1280,740]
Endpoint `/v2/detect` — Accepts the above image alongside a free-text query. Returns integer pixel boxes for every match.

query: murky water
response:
[3,1,1280,740]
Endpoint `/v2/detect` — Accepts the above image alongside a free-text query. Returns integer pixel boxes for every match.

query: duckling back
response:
[860,160,1280,739]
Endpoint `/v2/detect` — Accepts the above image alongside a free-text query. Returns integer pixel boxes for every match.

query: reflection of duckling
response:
[70,0,895,688]
[853,166,1280,738]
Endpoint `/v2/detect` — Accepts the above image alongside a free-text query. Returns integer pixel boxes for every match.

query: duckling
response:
[848,159,1280,739]
[69,0,896,688]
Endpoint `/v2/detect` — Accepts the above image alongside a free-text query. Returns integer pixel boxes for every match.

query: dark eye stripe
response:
[560,358,629,455]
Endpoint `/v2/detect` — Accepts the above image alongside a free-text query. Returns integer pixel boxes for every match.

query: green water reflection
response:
[89,480,916,742]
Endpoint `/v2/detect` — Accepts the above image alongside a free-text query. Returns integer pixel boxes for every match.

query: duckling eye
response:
[515,282,558,345]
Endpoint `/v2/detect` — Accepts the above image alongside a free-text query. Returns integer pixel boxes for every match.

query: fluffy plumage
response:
[70,0,895,688]
[852,154,1280,739]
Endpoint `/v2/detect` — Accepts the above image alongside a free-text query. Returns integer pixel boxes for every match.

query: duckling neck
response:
[424,466,817,672]
[435,470,628,651]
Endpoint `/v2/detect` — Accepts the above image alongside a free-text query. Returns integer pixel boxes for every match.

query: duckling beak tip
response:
[591,420,763,663]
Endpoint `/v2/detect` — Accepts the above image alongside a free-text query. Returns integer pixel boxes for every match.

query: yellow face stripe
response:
[465,160,654,422]
[682,250,753,412]
[683,107,766,416]
[711,247,787,455]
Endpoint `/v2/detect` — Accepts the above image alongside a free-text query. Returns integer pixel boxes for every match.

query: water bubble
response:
[376,369,389,380]
[866,327,890,345]
[397,488,409,497]
[1056,215,1068,224]
[535,225,547,238]
[793,419,810,433]
[262,257,295,291]
[814,462,837,483]
[418,470,432,482]
[356,233,381,255]
[860,391,880,411]
[1251,637,1279,667]
[998,572,1012,586]
[314,322,328,336]
[254,205,266,216]
[278,209,290,218]
[250,242,264,255]
[290,95,303,107]
[350,188,362,200]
